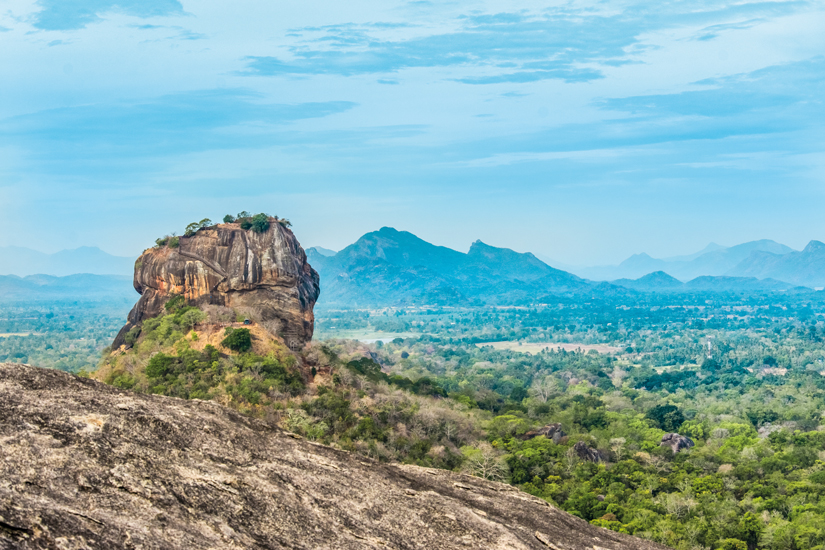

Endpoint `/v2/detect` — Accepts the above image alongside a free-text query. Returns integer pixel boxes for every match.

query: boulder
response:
[0,363,670,550]
[113,219,319,350]
[573,441,604,462]
[660,433,695,453]
[521,423,565,442]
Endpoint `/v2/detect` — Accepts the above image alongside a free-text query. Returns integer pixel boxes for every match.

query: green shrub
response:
[168,236,180,248]
[124,326,141,347]
[112,373,137,389]
[146,353,177,378]
[251,213,270,233]
[715,539,747,550]
[223,214,235,223]
[165,295,187,313]
[222,328,252,353]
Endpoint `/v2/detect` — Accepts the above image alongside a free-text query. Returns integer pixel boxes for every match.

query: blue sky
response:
[1,0,824,265]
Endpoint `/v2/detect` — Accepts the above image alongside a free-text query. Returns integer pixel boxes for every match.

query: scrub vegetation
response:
[11,288,825,549]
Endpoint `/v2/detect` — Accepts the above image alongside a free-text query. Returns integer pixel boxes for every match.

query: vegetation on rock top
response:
[150,212,293,250]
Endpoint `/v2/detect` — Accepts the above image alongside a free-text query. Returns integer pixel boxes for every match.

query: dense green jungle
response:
[7,290,825,550]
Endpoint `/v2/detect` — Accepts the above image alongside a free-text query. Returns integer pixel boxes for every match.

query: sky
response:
[1,0,824,266]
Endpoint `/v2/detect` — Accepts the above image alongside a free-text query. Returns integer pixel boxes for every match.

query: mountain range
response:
[612,271,809,294]
[308,227,594,307]
[0,246,133,277]
[573,239,797,282]
[726,240,825,288]
[0,274,135,304]
[4,230,821,308]
[307,228,813,308]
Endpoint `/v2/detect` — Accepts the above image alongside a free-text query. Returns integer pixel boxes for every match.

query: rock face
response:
[113,220,320,350]
[573,441,604,463]
[0,363,670,550]
[660,433,695,453]
[522,423,565,443]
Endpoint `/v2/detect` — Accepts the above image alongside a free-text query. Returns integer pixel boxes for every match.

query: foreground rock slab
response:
[0,364,669,550]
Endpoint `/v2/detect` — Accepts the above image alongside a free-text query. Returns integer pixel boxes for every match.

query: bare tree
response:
[462,443,509,482]
[563,447,579,475]
[656,492,697,519]
[609,367,628,388]
[530,375,561,402]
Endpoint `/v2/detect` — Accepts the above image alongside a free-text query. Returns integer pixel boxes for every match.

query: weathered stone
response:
[660,433,695,453]
[573,441,604,462]
[113,219,319,350]
[522,423,565,442]
[0,363,670,550]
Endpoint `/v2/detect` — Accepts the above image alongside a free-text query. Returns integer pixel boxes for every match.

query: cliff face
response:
[0,363,671,550]
[114,220,320,350]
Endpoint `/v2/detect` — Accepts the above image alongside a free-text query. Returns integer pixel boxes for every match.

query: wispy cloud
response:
[241,11,639,82]
[600,57,825,118]
[456,68,603,85]
[0,89,357,161]
[240,1,808,85]
[692,18,765,41]
[33,0,184,31]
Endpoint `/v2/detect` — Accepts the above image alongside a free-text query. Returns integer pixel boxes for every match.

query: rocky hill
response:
[308,227,592,307]
[0,363,669,550]
[114,218,319,350]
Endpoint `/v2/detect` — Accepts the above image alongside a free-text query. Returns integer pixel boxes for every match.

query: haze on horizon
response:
[1,0,824,266]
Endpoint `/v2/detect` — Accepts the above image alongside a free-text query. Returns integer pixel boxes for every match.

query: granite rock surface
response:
[0,363,670,550]
[113,220,319,350]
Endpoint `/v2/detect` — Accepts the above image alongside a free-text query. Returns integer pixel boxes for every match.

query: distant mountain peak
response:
[803,240,825,253]
[307,246,337,257]
[612,270,683,291]
[468,240,494,252]
[377,226,403,235]
[310,228,588,307]
[0,245,133,277]
[639,271,681,283]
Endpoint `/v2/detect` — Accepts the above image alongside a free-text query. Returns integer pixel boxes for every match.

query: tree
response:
[251,213,270,233]
[645,404,685,432]
[223,214,235,223]
[461,442,508,481]
[184,222,200,237]
[221,327,252,353]
[185,218,212,236]
[530,375,561,402]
